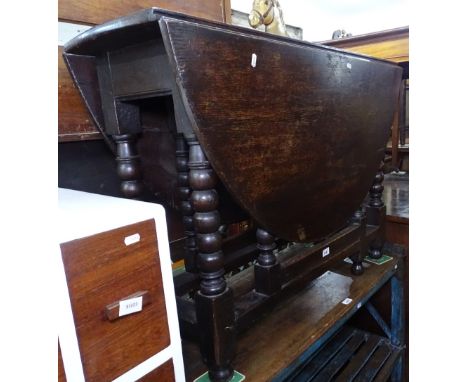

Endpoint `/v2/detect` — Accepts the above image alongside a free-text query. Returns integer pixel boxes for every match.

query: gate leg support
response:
[189,137,235,382]
[350,206,366,275]
[366,161,386,259]
[176,134,198,272]
[113,134,144,198]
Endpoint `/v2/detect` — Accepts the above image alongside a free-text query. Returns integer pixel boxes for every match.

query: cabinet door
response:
[60,219,171,381]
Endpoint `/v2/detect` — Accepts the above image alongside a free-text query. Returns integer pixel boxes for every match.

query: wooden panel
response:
[223,0,232,24]
[161,17,402,242]
[335,37,408,63]
[386,220,408,249]
[58,0,229,25]
[58,46,100,142]
[60,219,170,382]
[323,27,409,63]
[58,343,66,382]
[136,359,175,381]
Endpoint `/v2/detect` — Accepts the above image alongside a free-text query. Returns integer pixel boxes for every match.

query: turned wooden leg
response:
[350,207,366,275]
[113,134,144,198]
[176,135,198,272]
[366,161,386,259]
[368,165,384,211]
[368,240,383,259]
[188,137,235,382]
[255,228,281,295]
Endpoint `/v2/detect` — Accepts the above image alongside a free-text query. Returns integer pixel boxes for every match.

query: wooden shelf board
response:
[183,256,398,381]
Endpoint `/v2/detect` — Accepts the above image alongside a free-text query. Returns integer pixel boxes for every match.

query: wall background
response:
[231,0,409,41]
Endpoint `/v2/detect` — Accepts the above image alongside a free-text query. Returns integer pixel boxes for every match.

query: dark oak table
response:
[62,9,401,378]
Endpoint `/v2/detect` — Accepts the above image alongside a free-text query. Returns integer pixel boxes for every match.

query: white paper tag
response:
[322,247,330,257]
[251,53,257,67]
[119,296,143,317]
[124,233,140,246]
[342,297,353,305]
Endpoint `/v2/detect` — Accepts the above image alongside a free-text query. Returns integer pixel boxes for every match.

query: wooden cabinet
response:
[321,26,409,63]
[58,188,184,381]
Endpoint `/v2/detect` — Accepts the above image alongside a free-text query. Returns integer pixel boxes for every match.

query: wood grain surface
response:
[58,342,66,382]
[61,9,401,242]
[60,219,170,382]
[59,0,230,25]
[322,26,409,63]
[136,359,175,381]
[183,256,398,381]
[58,46,101,142]
[161,17,402,242]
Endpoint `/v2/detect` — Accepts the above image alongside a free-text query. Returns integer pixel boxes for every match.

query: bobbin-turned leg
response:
[366,161,386,259]
[255,228,281,295]
[188,137,235,382]
[350,206,367,275]
[176,135,198,272]
[113,134,144,198]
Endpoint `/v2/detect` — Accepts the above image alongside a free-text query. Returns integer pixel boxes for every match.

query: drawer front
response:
[60,219,170,381]
[136,359,175,381]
